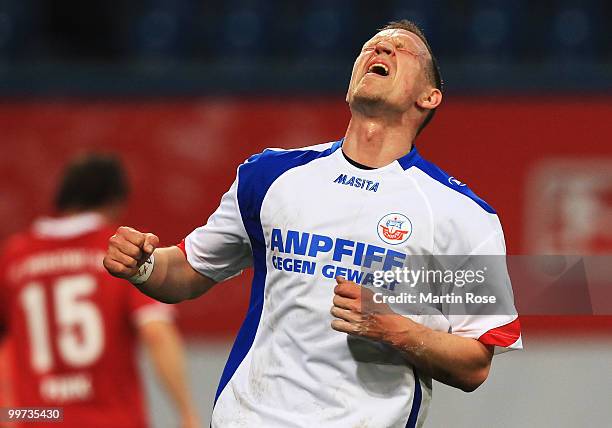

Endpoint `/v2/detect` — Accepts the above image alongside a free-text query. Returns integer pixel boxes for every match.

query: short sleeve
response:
[446,223,522,353]
[128,286,175,326]
[183,175,253,283]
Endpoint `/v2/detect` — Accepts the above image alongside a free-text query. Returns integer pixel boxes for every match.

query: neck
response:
[59,204,121,223]
[343,109,418,168]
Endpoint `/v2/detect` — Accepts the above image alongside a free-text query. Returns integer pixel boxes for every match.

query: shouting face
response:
[346,28,435,116]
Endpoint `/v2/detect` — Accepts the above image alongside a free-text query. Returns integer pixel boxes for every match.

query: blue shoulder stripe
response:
[413,156,496,214]
[213,140,342,403]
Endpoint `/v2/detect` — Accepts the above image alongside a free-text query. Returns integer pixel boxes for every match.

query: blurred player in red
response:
[0,154,200,428]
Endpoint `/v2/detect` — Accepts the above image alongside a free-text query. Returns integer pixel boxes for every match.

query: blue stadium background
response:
[0,0,610,95]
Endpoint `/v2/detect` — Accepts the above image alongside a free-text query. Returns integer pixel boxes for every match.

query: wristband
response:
[129,253,155,285]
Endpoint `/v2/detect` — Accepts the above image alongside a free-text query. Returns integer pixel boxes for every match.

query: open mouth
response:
[367,63,389,77]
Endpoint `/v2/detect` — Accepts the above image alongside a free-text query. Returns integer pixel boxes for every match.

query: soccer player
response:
[0,155,200,428]
[104,20,521,427]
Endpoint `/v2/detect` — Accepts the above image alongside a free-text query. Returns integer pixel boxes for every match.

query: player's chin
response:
[350,92,388,112]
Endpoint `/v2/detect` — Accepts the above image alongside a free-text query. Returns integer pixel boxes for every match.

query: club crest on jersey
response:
[377,213,412,245]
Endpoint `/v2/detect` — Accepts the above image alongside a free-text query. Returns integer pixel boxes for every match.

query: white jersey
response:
[183,140,522,428]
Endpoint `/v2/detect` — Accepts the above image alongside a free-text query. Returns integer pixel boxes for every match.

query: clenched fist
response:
[330,276,398,342]
[103,226,160,279]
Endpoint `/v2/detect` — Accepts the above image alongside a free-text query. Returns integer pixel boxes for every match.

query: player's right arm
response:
[105,171,253,302]
[103,226,215,304]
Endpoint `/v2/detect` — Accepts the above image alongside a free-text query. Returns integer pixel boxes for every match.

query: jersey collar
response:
[338,138,421,171]
[32,212,106,239]
[396,144,421,170]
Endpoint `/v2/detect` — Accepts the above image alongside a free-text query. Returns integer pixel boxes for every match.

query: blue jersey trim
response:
[213,141,342,404]
[406,369,422,428]
[396,145,420,170]
[408,149,496,214]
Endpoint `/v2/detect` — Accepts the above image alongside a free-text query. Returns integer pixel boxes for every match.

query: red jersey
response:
[0,213,173,428]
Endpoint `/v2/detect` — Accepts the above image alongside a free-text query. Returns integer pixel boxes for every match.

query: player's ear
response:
[416,88,442,111]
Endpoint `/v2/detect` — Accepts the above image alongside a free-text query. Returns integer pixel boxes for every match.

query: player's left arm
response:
[330,277,493,392]
[138,320,201,428]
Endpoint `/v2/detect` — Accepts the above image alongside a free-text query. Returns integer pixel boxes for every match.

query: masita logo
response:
[448,176,467,187]
[377,213,412,245]
[333,174,379,192]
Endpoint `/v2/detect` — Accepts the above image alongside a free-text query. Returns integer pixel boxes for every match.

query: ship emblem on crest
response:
[377,213,412,245]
